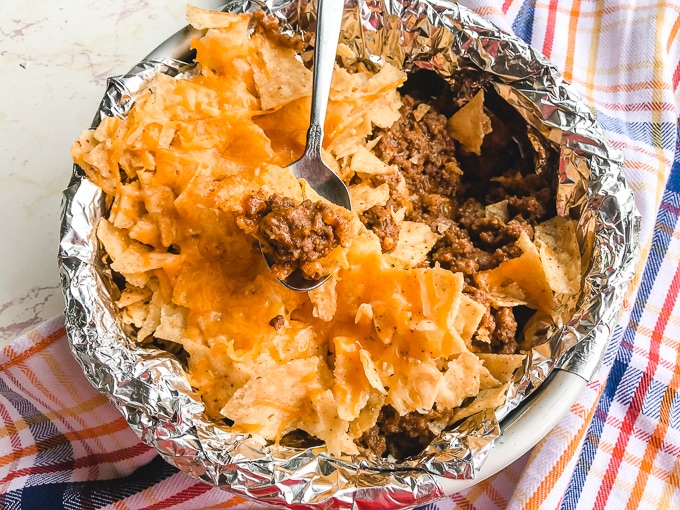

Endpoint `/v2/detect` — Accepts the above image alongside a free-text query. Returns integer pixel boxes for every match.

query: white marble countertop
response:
[0,0,223,346]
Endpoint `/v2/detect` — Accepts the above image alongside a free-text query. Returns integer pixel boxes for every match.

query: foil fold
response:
[59,0,640,507]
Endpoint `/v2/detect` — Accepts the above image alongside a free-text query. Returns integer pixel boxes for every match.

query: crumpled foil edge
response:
[58,1,640,508]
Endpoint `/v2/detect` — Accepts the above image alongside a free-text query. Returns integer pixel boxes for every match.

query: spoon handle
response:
[305,0,344,157]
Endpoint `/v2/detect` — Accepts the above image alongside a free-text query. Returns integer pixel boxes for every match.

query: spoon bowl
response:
[261,251,331,291]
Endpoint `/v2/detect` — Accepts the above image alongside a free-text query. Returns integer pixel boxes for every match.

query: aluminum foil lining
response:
[58,0,640,508]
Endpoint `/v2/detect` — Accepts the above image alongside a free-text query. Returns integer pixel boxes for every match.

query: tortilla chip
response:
[348,182,390,213]
[386,221,440,268]
[476,232,554,314]
[436,352,483,409]
[477,353,526,384]
[451,383,511,422]
[454,294,487,343]
[350,145,391,175]
[534,216,581,295]
[447,89,492,155]
[479,365,502,389]
[253,38,312,111]
[485,199,509,221]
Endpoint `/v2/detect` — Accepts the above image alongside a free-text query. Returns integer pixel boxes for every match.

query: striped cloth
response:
[2,0,679,508]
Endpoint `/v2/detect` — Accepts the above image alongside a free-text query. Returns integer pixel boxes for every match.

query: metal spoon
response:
[262,0,352,291]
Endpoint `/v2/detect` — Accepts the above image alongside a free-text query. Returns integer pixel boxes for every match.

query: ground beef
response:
[360,205,400,251]
[462,289,520,354]
[457,198,485,229]
[269,314,286,330]
[372,95,462,210]
[471,216,534,250]
[239,192,352,279]
[357,172,408,252]
[356,406,453,459]
[491,307,519,353]
[369,171,404,195]
[507,194,547,222]
[354,423,387,457]
[430,223,492,277]
[369,94,552,279]
[491,242,525,266]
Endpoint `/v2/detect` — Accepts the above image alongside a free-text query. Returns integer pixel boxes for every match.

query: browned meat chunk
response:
[356,405,454,459]
[360,205,400,251]
[240,193,352,279]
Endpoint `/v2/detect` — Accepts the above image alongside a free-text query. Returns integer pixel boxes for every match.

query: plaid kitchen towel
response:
[2,0,679,508]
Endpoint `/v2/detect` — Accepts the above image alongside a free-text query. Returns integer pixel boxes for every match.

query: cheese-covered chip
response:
[476,232,554,314]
